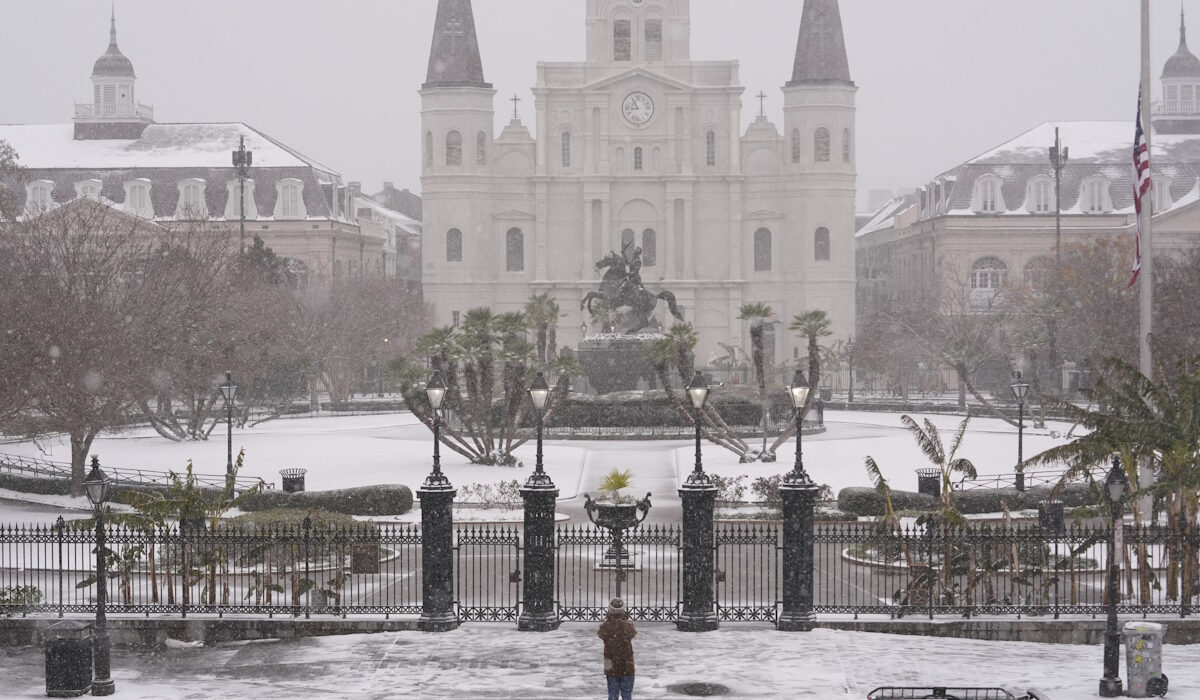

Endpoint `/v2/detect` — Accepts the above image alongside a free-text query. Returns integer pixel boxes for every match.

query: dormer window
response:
[224,179,258,221]
[175,178,208,219]
[123,179,153,219]
[1081,176,1111,213]
[973,176,1005,213]
[1152,177,1172,213]
[275,178,306,220]
[1026,177,1053,214]
[74,179,103,200]
[25,180,55,214]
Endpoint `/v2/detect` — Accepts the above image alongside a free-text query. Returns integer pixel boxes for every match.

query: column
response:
[778,478,818,631]
[518,478,560,631]
[683,198,695,278]
[677,479,719,632]
[418,482,459,632]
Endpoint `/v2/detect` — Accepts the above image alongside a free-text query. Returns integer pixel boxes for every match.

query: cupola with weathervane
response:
[74,8,154,140]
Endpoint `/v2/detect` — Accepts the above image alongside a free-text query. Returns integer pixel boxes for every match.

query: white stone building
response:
[419,0,857,365]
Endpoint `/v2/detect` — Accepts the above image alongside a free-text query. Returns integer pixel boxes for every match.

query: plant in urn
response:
[584,468,651,597]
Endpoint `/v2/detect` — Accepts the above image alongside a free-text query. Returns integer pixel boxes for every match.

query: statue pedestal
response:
[578,333,663,394]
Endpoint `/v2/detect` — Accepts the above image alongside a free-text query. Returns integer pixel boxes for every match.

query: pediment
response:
[744,209,785,220]
[494,209,535,221]
[583,67,693,93]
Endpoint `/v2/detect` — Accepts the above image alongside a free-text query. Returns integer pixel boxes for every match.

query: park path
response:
[558,441,682,524]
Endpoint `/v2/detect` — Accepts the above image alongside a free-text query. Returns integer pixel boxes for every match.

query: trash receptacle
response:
[44,620,92,698]
[1123,620,1168,697]
[1038,500,1065,534]
[915,468,941,498]
[280,468,307,493]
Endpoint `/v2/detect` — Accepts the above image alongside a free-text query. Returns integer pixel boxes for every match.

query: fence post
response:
[303,516,312,620]
[418,476,459,632]
[677,477,719,632]
[778,477,818,631]
[56,516,64,618]
[518,473,560,631]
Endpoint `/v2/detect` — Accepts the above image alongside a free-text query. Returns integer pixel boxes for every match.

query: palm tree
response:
[524,292,561,366]
[739,302,774,458]
[790,310,832,400]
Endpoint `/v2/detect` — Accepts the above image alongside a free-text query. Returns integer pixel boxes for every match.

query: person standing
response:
[598,597,637,700]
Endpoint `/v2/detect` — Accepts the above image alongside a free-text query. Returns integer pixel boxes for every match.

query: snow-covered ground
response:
[5,623,1196,698]
[0,409,1075,519]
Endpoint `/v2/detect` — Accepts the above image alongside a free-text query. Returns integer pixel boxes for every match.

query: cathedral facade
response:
[420,0,857,366]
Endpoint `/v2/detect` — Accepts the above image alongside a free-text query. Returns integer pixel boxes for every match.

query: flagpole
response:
[1138,0,1157,523]
[1139,0,1153,377]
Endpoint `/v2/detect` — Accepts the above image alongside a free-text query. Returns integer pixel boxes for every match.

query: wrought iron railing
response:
[0,453,272,492]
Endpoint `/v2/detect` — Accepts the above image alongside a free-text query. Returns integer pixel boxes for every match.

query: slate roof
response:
[788,0,853,87]
[924,121,1200,219]
[0,122,345,222]
[424,0,490,89]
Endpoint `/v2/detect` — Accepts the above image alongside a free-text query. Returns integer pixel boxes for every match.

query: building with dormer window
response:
[420,0,857,363]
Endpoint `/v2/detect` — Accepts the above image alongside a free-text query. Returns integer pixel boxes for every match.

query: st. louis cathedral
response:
[420,0,857,365]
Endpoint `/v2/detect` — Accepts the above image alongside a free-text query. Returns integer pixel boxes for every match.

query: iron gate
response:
[555,524,681,621]
[454,525,521,622]
[714,522,781,622]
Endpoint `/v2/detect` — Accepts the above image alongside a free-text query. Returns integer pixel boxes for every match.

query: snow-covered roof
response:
[0,123,336,174]
[856,196,914,238]
[354,195,422,237]
[966,121,1200,165]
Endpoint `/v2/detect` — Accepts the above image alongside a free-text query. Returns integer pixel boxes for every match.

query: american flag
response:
[1129,91,1151,288]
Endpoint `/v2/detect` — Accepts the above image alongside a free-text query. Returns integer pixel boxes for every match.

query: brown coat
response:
[598,616,637,677]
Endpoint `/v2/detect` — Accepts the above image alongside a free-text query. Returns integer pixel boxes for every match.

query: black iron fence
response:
[2,518,1195,623]
[814,522,1197,619]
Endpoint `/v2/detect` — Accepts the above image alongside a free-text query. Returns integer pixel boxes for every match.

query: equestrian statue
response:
[581,243,684,333]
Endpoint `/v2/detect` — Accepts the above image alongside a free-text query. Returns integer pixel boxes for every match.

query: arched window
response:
[25,180,54,213]
[974,176,1004,213]
[74,179,102,200]
[425,131,433,167]
[645,18,663,61]
[446,131,462,166]
[476,131,488,165]
[814,227,830,261]
[562,131,572,168]
[753,227,772,272]
[175,178,208,219]
[791,129,802,163]
[614,18,631,61]
[276,178,305,220]
[971,257,1008,290]
[446,228,463,263]
[506,228,524,272]
[706,131,716,166]
[842,128,851,163]
[814,128,831,162]
[634,147,643,171]
[1153,177,1172,213]
[642,229,657,267]
[621,228,636,255]
[123,179,153,219]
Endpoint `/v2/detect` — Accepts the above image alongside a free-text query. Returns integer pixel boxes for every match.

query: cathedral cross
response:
[757,91,768,118]
[511,94,522,120]
[445,17,464,39]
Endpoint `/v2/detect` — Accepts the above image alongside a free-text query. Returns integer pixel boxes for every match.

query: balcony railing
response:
[73,102,155,120]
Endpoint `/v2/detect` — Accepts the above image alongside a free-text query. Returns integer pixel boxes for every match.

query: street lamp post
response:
[778,369,818,631]
[788,370,812,481]
[418,370,457,631]
[686,371,711,484]
[519,371,560,631]
[846,339,855,405]
[219,371,237,482]
[83,457,115,696]
[1100,455,1128,697]
[527,371,552,486]
[232,136,253,257]
[424,371,449,488]
[1010,372,1029,492]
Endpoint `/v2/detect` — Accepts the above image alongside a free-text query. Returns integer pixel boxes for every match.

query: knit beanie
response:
[607,598,626,617]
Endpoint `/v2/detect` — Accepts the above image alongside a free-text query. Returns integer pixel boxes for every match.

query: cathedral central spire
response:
[424,0,490,89]
[787,0,853,87]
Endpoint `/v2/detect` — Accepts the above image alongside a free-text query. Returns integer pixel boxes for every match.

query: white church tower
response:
[420,0,857,363]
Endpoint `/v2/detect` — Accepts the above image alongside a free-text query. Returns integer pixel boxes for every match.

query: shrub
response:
[711,474,748,503]
[0,585,42,614]
[229,508,363,531]
[458,480,522,507]
[839,482,1098,517]
[238,484,413,516]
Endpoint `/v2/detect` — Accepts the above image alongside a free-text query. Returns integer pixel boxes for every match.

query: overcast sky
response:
[0,1,1192,209]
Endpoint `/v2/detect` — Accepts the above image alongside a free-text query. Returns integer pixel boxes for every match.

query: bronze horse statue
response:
[581,246,684,333]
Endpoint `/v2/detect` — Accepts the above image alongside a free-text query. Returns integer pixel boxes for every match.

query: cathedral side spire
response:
[787,0,853,87]
[424,0,490,89]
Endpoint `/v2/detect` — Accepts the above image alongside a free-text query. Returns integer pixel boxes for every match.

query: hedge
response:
[237,484,413,516]
[525,389,794,428]
[837,482,1096,517]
